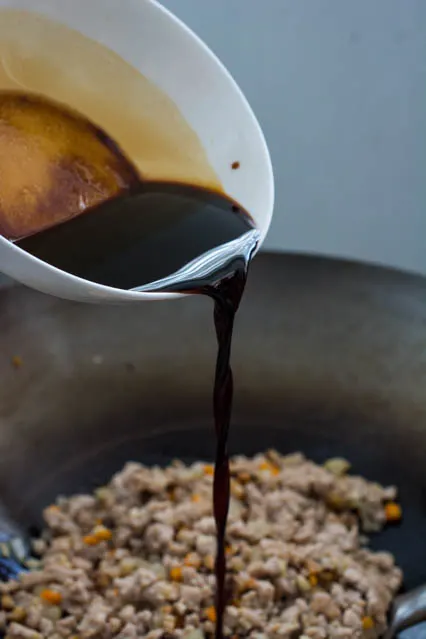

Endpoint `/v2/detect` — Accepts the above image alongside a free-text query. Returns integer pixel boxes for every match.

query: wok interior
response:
[1,253,426,599]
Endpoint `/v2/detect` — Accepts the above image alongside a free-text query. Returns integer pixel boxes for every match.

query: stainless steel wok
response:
[1,253,426,637]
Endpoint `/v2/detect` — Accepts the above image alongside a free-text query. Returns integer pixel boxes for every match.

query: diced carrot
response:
[40,589,62,605]
[169,566,183,582]
[84,526,112,545]
[93,526,112,542]
[191,494,201,503]
[259,461,280,476]
[362,616,374,630]
[308,573,318,587]
[83,534,99,546]
[385,502,402,522]
[204,465,214,476]
[205,606,217,623]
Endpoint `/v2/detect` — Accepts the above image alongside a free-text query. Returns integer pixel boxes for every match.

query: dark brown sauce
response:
[208,271,247,639]
[16,181,254,291]
[13,180,254,639]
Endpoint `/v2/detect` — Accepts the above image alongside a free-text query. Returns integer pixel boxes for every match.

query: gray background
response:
[162,0,426,275]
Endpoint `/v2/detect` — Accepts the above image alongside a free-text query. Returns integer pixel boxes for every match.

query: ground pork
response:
[0,451,402,638]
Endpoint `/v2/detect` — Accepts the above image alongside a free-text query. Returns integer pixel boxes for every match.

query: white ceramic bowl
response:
[0,0,274,303]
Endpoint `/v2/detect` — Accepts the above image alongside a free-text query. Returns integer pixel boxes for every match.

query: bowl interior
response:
[0,0,273,235]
